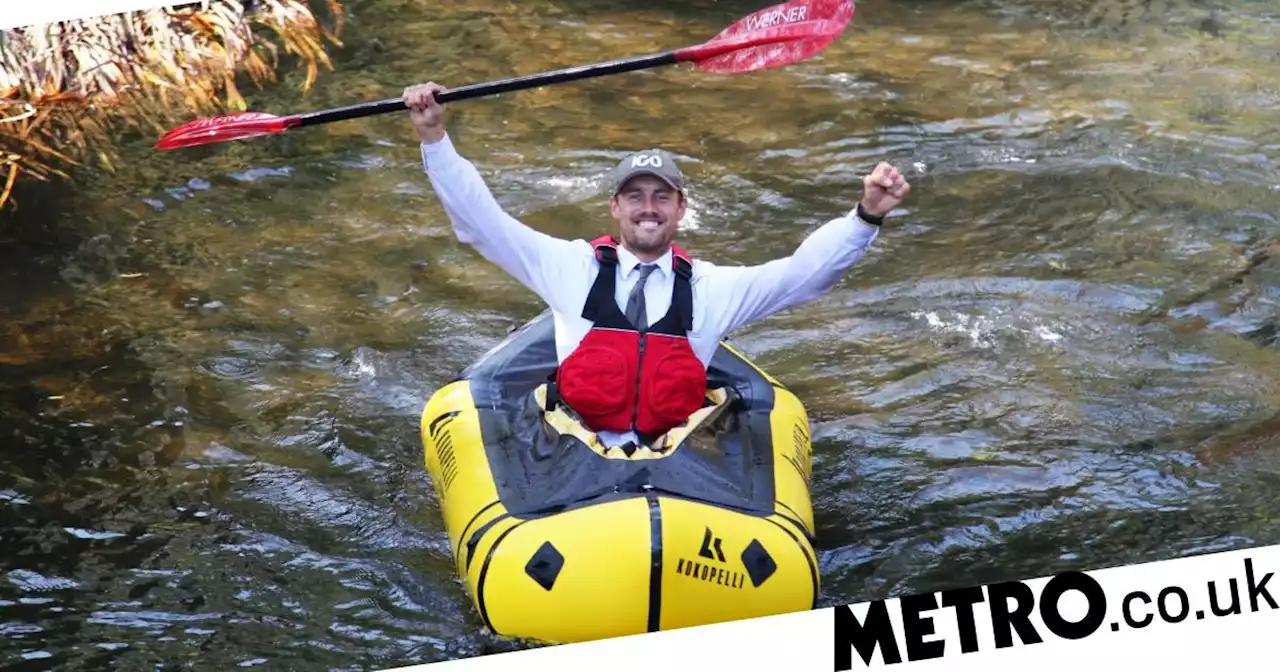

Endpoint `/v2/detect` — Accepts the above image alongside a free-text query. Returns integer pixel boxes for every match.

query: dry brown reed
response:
[0,0,345,213]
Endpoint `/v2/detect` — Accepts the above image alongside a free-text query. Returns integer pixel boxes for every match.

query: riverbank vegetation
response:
[0,0,345,214]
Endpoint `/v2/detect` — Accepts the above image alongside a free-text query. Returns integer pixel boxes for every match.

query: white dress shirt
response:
[421,133,881,446]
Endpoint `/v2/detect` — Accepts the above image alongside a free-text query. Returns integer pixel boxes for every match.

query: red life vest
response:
[553,235,708,440]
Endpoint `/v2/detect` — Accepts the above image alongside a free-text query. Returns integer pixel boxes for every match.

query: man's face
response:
[609,174,686,258]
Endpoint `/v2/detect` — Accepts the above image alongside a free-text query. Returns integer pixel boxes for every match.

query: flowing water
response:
[4,0,1280,668]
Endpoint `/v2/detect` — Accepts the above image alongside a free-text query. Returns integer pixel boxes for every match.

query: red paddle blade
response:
[678,0,855,74]
[154,112,300,150]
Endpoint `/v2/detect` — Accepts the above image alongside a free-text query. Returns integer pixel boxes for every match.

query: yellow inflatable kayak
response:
[419,309,819,644]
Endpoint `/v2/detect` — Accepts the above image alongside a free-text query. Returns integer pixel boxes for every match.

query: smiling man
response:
[606,148,688,262]
[405,81,910,449]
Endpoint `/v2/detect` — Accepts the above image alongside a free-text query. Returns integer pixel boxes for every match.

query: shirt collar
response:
[615,243,674,279]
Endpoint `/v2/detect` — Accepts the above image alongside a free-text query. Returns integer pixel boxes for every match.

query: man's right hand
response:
[404,82,447,144]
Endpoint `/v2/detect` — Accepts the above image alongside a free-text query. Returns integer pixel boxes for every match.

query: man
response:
[404,82,910,449]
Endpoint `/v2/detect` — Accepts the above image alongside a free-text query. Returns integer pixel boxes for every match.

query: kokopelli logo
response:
[699,527,726,562]
[632,154,664,169]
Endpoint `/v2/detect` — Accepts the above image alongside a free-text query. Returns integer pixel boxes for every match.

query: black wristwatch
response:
[856,202,885,226]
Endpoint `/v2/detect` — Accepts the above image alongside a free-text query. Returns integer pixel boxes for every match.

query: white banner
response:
[2,0,179,30]
[383,544,1280,671]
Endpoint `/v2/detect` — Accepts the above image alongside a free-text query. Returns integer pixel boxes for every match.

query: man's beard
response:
[627,232,675,254]
[623,229,671,255]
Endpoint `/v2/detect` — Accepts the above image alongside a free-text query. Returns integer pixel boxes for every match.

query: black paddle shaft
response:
[294,50,680,127]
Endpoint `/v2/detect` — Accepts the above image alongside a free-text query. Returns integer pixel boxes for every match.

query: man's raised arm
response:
[406,82,588,313]
[698,162,912,336]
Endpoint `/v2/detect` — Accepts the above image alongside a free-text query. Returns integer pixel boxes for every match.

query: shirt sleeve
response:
[696,211,881,336]
[420,133,590,313]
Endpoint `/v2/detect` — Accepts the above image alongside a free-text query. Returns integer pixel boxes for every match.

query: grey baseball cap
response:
[607,148,686,195]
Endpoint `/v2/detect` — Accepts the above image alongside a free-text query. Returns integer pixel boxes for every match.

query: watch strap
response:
[856,202,885,226]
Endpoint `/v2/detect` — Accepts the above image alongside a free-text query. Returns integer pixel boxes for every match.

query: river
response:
[2,0,1279,668]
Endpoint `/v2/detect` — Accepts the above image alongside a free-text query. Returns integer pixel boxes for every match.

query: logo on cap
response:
[611,148,685,194]
[631,153,664,169]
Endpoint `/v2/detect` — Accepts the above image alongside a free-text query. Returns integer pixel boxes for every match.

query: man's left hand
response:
[861,163,911,217]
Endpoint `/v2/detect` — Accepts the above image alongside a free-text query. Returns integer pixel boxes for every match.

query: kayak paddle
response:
[154,0,855,151]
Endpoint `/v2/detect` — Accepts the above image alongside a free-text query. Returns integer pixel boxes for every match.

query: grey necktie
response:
[625,264,657,330]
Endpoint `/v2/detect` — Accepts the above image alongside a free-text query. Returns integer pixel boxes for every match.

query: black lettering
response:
[900,593,945,661]
[1208,578,1240,616]
[834,603,902,670]
[436,430,460,492]
[428,410,458,437]
[1038,572,1106,639]
[1123,592,1152,628]
[941,586,985,653]
[438,433,457,491]
[790,423,812,485]
[675,557,754,591]
[1158,587,1189,623]
[988,581,1042,648]
[1246,558,1276,611]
